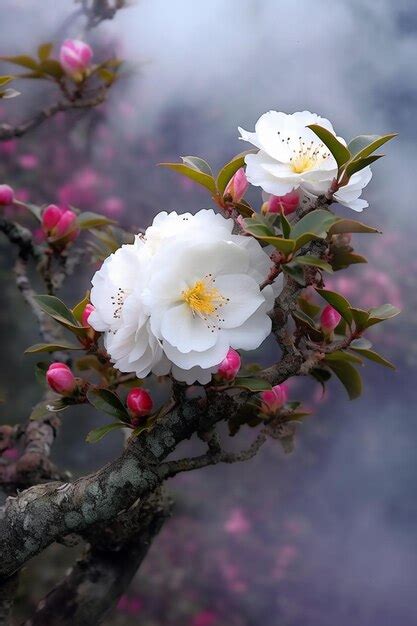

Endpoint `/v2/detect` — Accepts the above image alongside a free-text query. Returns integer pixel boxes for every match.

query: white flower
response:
[239,110,372,212]
[89,210,279,385]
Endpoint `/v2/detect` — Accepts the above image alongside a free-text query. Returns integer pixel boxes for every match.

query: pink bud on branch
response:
[42,205,79,246]
[262,190,299,215]
[127,388,153,424]
[46,363,77,395]
[320,305,342,335]
[81,303,95,328]
[0,184,14,206]
[260,384,289,415]
[59,39,93,77]
[217,348,241,381]
[224,168,249,203]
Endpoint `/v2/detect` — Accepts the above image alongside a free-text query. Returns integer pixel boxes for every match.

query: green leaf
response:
[315,288,353,324]
[0,55,39,70]
[38,43,53,62]
[330,250,367,271]
[72,293,91,323]
[86,421,127,443]
[181,155,213,176]
[282,264,306,286]
[39,59,64,79]
[298,297,321,319]
[329,219,379,235]
[216,151,253,194]
[350,348,395,370]
[242,214,276,238]
[97,68,115,84]
[233,199,254,218]
[367,304,401,325]
[347,133,397,160]
[350,308,370,331]
[233,377,272,392]
[343,154,383,179]
[25,341,82,354]
[324,351,363,365]
[290,209,338,241]
[87,388,130,421]
[280,213,291,238]
[260,236,296,255]
[159,162,217,194]
[77,211,116,230]
[34,295,80,328]
[308,124,351,167]
[293,255,333,273]
[325,360,363,400]
[0,75,14,87]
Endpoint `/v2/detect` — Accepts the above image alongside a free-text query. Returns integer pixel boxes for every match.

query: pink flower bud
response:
[260,384,288,414]
[46,362,76,395]
[264,191,299,215]
[217,348,241,381]
[127,388,153,420]
[224,168,249,203]
[42,204,64,232]
[0,184,14,206]
[59,39,93,76]
[320,305,342,334]
[42,205,79,245]
[81,303,95,328]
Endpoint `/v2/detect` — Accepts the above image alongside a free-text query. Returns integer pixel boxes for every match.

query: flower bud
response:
[46,362,77,395]
[320,305,342,335]
[0,184,14,206]
[224,168,249,203]
[262,190,299,215]
[81,303,95,328]
[42,205,79,246]
[59,39,93,77]
[217,348,241,381]
[127,388,153,421]
[260,384,288,414]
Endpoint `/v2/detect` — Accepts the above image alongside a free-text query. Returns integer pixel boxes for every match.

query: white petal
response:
[214,274,264,328]
[163,336,229,370]
[161,303,218,353]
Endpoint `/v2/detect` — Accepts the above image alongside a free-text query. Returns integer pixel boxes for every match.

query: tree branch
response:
[0,92,107,142]
[24,489,172,626]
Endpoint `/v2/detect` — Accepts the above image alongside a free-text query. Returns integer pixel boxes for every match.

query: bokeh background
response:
[0,1,416,624]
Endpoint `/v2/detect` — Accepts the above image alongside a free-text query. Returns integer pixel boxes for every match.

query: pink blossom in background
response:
[117,595,143,615]
[0,140,17,156]
[224,508,251,535]
[191,610,218,626]
[18,154,38,170]
[102,196,125,216]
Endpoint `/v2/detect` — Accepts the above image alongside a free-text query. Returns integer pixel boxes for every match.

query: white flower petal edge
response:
[89,210,279,384]
[239,110,372,211]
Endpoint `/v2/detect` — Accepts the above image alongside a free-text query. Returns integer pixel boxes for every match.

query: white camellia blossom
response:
[89,210,279,384]
[239,110,372,212]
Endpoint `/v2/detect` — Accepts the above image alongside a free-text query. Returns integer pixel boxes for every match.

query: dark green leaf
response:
[0,75,14,87]
[293,255,333,273]
[350,348,395,370]
[0,55,39,70]
[39,59,64,79]
[216,151,253,194]
[315,288,353,324]
[261,236,295,255]
[308,124,351,167]
[290,209,338,241]
[280,212,291,238]
[343,154,383,179]
[282,264,306,286]
[367,304,401,324]
[30,398,70,421]
[87,388,130,421]
[325,351,363,365]
[25,341,82,354]
[38,42,53,61]
[72,293,91,323]
[325,360,363,400]
[158,163,217,194]
[77,211,116,229]
[34,295,80,328]
[350,308,370,331]
[86,421,127,443]
[329,219,379,235]
[233,377,272,392]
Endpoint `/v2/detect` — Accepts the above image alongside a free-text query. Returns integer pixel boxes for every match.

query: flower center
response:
[182,280,224,316]
[276,132,331,174]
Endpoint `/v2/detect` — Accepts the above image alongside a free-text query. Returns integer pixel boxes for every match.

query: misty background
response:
[0,1,416,625]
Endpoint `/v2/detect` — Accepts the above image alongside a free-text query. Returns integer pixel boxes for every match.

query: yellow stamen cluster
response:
[182,280,223,316]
